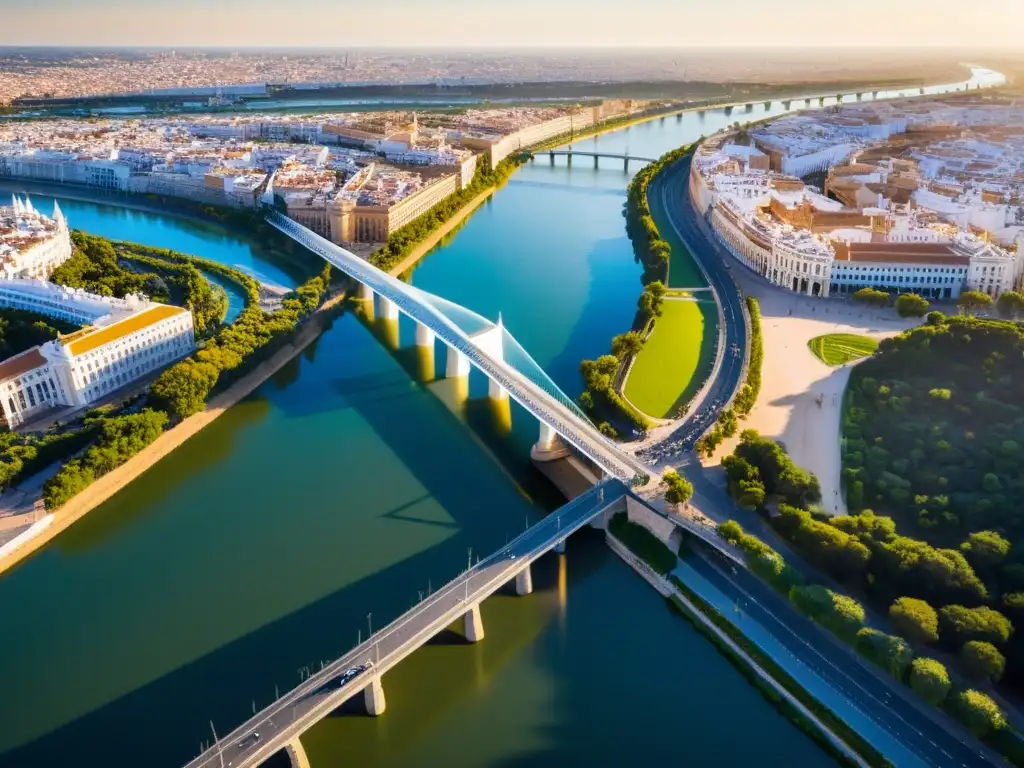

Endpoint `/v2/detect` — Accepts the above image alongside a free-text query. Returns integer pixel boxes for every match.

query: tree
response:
[908,657,951,706]
[957,290,993,315]
[895,293,930,318]
[960,530,1011,571]
[889,597,940,644]
[610,331,645,360]
[961,641,1006,682]
[150,359,220,419]
[854,628,914,679]
[789,584,865,642]
[853,287,890,307]
[663,470,694,506]
[996,289,1024,319]
[949,689,1007,737]
[938,605,1013,647]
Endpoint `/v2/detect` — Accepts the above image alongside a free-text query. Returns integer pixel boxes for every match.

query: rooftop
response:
[62,303,188,357]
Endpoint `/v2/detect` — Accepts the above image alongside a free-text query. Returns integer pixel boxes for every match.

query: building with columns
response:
[0,196,72,280]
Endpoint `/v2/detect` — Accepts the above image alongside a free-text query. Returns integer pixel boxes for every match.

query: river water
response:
[0,69,999,768]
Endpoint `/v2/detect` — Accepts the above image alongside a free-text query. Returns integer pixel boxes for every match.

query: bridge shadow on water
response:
[0,311,582,768]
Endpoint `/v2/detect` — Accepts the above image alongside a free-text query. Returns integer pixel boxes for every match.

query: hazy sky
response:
[0,0,1021,48]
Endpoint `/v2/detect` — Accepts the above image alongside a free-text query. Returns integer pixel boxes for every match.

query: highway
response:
[686,550,1000,767]
[182,480,627,768]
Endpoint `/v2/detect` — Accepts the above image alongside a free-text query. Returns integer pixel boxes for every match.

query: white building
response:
[0,279,151,325]
[0,197,73,280]
[0,292,195,429]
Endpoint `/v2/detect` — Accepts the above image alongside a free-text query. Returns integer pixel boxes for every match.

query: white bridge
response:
[268,211,650,487]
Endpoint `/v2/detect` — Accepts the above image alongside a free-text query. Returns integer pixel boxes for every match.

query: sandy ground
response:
[708,267,921,516]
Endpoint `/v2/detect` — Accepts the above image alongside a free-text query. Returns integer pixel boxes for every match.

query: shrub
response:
[948,689,1007,737]
[854,628,914,680]
[663,470,694,505]
[939,605,1013,647]
[889,597,940,644]
[789,584,865,642]
[961,641,1006,683]
[908,657,951,707]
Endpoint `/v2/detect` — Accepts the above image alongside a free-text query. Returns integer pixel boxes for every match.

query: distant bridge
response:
[534,148,658,171]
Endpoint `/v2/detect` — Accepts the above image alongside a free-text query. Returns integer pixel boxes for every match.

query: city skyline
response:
[1,0,1022,48]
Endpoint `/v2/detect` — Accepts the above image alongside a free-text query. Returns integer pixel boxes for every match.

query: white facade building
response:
[0,197,73,280]
[0,283,195,429]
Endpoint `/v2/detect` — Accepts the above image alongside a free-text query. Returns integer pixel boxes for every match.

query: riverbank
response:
[0,288,348,576]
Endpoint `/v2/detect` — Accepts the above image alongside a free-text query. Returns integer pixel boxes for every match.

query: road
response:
[635,153,748,463]
[182,480,626,768]
[685,550,1000,767]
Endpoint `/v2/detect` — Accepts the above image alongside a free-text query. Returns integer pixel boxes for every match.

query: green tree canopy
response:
[854,628,914,679]
[662,470,694,506]
[949,689,1007,737]
[896,293,930,318]
[853,287,890,307]
[960,530,1011,571]
[938,605,1013,647]
[610,331,645,360]
[961,640,1006,682]
[889,597,940,644]
[996,289,1024,319]
[908,657,951,706]
[957,290,994,315]
[789,584,865,642]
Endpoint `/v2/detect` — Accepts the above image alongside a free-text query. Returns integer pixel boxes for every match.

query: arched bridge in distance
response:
[533,148,658,171]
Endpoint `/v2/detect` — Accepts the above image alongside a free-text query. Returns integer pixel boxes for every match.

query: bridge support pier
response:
[515,566,533,596]
[463,602,485,642]
[488,377,508,402]
[623,157,629,173]
[364,676,386,716]
[566,152,572,167]
[378,295,399,322]
[357,281,373,302]
[445,346,470,378]
[593,155,599,170]
[555,538,566,554]
[415,323,435,348]
[284,738,312,768]
[536,421,555,451]
[549,151,554,166]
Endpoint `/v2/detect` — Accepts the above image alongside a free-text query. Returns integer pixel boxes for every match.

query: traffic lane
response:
[687,553,995,768]
[212,519,585,767]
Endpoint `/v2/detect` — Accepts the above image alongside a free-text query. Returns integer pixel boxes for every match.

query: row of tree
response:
[695,296,763,458]
[718,518,1009,739]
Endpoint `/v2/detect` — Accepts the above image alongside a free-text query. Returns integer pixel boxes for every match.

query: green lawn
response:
[807,333,879,366]
[624,299,716,419]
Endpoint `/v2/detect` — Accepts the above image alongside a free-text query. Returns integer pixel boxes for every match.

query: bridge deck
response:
[268,212,649,486]
[543,150,657,162]
[183,479,627,768]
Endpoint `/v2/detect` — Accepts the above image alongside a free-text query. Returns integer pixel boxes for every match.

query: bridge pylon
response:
[364,676,386,716]
[463,603,485,642]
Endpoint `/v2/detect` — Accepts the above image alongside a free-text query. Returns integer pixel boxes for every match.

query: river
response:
[0,68,1000,768]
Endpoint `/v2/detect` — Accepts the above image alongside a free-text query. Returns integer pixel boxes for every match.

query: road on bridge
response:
[183,480,626,768]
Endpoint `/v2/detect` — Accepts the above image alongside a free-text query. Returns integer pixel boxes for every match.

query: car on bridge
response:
[336,661,373,688]
[236,732,260,750]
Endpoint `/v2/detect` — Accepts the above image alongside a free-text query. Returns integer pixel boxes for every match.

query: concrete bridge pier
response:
[463,602,485,642]
[415,322,435,348]
[536,421,556,451]
[445,345,470,378]
[364,675,386,716]
[623,157,629,173]
[555,538,566,554]
[566,152,572,167]
[593,154,599,170]
[549,151,555,166]
[488,376,508,402]
[357,281,373,302]
[284,738,312,768]
[515,566,534,596]
[377,295,399,322]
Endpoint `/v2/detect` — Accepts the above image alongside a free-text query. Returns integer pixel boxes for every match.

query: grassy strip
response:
[696,296,763,457]
[668,575,890,768]
[808,333,878,366]
[608,511,676,575]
